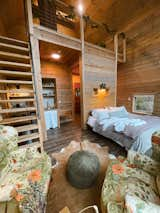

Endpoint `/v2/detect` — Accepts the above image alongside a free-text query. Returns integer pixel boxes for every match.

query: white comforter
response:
[114,118,146,132]
[100,117,146,132]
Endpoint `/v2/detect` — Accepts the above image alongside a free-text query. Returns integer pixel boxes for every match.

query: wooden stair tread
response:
[0,79,32,84]
[0,51,30,62]
[18,133,39,143]
[18,142,40,149]
[0,70,32,77]
[16,124,38,133]
[0,35,28,47]
[0,61,31,69]
[0,89,34,94]
[0,115,37,125]
[0,107,36,113]
[0,42,29,54]
[0,98,35,103]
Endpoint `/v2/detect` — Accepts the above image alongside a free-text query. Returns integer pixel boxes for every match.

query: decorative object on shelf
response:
[42,78,57,111]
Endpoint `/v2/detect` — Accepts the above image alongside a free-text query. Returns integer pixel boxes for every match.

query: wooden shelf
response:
[16,124,38,133]
[0,89,34,94]
[0,79,33,84]
[0,98,35,103]
[0,42,29,54]
[0,115,37,125]
[0,107,36,113]
[43,95,55,98]
[0,70,32,77]
[42,86,55,88]
[18,132,39,143]
[0,61,31,70]
[0,35,42,151]
[0,51,30,63]
[44,108,55,111]
[0,35,28,48]
[18,142,40,149]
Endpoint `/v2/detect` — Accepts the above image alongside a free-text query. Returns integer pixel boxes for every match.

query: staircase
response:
[0,35,43,151]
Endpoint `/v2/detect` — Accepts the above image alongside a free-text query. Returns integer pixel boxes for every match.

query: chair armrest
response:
[127,150,160,176]
[152,131,160,162]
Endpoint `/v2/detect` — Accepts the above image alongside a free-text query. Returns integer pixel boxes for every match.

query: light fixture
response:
[78,3,83,15]
[51,53,61,60]
[93,83,110,95]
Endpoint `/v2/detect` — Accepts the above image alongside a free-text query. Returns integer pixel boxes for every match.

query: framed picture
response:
[132,94,154,115]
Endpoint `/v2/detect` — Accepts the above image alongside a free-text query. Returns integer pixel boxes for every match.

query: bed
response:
[87,107,160,154]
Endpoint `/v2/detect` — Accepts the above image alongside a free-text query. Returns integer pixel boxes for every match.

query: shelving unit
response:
[42,78,57,110]
[42,78,59,130]
[0,35,43,151]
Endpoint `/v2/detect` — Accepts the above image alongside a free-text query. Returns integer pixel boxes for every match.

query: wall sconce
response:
[93,88,98,95]
[93,83,110,95]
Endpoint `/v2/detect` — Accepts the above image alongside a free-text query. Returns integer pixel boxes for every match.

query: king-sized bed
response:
[87,106,160,154]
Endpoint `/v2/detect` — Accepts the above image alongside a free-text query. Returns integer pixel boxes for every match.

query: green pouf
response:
[66,150,100,189]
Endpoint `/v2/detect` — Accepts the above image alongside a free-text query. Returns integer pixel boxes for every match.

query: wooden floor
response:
[44,114,127,158]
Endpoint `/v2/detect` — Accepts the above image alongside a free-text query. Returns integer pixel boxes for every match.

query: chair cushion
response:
[127,150,160,176]
[125,194,160,213]
[152,131,160,162]
[156,174,160,196]
[0,147,51,212]
[101,160,160,209]
[0,126,18,152]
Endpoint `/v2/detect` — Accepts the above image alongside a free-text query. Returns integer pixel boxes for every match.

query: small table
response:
[44,109,58,130]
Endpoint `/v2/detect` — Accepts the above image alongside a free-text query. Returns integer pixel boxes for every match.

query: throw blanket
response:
[114,118,146,133]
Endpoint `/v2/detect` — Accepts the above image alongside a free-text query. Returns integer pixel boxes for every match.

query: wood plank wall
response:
[40,60,73,114]
[83,44,116,123]
[117,9,160,112]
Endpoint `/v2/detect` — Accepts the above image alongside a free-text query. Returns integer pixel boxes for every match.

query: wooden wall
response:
[40,60,73,114]
[0,0,27,41]
[117,9,160,112]
[83,44,116,123]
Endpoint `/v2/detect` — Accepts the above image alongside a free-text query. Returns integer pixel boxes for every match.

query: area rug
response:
[46,140,109,213]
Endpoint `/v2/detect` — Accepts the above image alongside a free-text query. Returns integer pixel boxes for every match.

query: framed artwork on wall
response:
[132,94,155,115]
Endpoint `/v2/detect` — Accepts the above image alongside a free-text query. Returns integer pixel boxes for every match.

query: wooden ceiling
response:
[39,40,80,65]
[0,0,160,48]
[64,0,160,46]
[0,0,27,41]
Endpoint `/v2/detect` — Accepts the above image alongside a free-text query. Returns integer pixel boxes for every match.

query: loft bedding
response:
[87,106,160,154]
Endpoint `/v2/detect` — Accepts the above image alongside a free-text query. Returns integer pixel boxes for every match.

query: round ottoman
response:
[66,150,100,189]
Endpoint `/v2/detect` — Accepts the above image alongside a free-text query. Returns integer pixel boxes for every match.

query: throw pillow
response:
[156,174,160,196]
[125,194,160,213]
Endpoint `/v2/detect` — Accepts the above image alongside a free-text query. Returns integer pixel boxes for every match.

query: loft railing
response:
[32,0,80,39]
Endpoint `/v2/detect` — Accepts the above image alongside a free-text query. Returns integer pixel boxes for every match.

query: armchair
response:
[0,125,52,213]
[101,131,160,213]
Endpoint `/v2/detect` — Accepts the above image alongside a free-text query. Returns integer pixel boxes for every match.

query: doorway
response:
[39,40,81,135]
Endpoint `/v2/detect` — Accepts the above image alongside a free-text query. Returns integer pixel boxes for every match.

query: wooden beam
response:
[25,0,34,35]
[79,14,85,128]
[114,33,118,106]
[33,24,81,51]
[30,35,47,141]
[122,36,126,62]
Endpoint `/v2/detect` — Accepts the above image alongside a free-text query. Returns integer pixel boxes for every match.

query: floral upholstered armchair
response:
[0,125,52,213]
[101,130,160,213]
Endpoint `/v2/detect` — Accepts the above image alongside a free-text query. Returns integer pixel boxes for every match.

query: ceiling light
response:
[78,4,83,15]
[51,53,61,59]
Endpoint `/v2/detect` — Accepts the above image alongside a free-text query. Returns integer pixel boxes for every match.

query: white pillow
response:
[91,108,109,122]
[87,116,97,128]
[107,106,127,112]
[125,194,160,213]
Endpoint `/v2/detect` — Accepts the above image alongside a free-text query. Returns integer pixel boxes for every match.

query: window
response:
[132,94,154,115]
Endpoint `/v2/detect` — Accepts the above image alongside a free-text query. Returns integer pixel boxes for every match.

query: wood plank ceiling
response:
[64,0,160,47]
[39,40,80,65]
